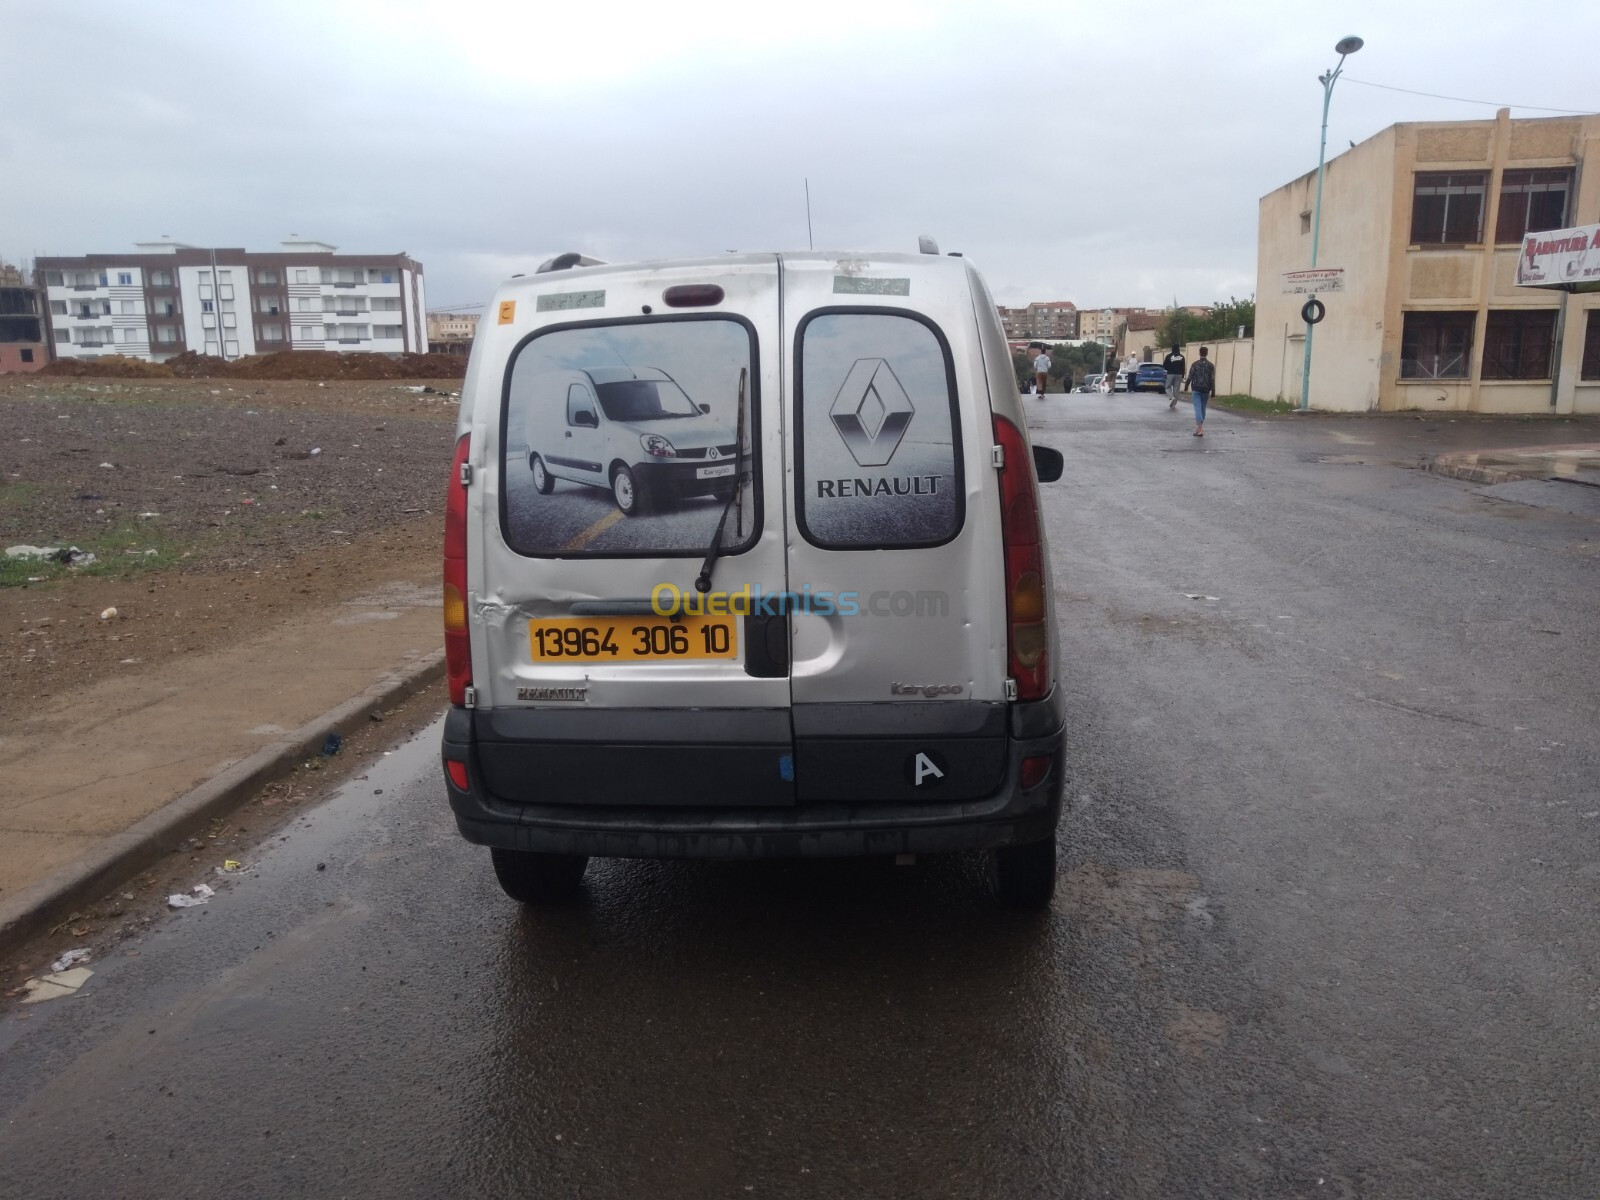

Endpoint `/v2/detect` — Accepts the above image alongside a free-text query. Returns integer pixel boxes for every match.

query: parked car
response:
[1132,363,1169,392]
[442,247,1069,908]
[1113,368,1133,392]
[1075,373,1105,393]
[524,366,737,516]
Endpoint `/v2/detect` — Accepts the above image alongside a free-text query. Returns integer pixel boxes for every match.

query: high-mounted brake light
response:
[994,416,1050,702]
[662,284,725,308]
[443,433,472,707]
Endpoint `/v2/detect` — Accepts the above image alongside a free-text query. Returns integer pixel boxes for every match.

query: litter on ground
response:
[167,883,216,909]
[20,967,94,1004]
[50,948,92,973]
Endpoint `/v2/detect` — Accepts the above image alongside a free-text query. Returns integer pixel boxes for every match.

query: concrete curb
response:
[0,648,445,961]
[1424,459,1526,486]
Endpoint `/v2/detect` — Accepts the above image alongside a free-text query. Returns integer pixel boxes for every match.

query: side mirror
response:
[573,410,598,428]
[698,403,711,414]
[1032,444,1064,483]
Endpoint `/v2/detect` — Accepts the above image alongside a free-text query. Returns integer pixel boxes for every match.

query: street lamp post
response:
[1299,34,1363,412]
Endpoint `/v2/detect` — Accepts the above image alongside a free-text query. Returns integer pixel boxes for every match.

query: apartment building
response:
[0,262,47,373]
[35,239,426,362]
[1255,110,1600,412]
[999,301,1078,342]
[427,311,479,353]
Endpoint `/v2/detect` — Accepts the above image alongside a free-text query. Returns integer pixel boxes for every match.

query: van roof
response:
[495,250,974,295]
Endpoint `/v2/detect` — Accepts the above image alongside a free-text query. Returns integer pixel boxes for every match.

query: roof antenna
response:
[804,178,814,251]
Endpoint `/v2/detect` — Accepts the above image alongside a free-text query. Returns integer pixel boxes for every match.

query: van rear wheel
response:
[988,838,1056,909]
[490,847,589,903]
[611,465,653,516]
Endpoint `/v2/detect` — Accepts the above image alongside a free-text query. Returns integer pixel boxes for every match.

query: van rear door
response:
[469,258,793,805]
[779,254,1010,804]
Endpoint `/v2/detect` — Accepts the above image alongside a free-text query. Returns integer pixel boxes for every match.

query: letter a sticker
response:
[913,752,945,786]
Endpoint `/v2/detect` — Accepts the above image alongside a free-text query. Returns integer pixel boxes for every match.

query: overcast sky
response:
[4,1,1596,313]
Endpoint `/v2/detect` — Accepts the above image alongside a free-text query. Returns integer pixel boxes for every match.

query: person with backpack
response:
[1184,346,1216,437]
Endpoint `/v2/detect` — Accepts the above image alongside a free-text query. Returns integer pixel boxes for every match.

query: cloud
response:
[5,0,1597,311]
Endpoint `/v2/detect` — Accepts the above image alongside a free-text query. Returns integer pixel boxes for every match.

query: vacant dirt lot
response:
[1,376,458,728]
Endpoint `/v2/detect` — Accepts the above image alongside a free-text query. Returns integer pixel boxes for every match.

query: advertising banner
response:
[1516,224,1600,291]
[1280,268,1345,295]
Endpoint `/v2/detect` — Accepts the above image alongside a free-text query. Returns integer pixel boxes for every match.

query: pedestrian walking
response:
[1162,343,1186,410]
[1033,348,1052,397]
[1184,346,1216,437]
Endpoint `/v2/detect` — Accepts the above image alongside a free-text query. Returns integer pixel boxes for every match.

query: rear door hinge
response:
[463,685,477,709]
[1004,677,1019,701]
[460,461,473,487]
[991,444,1005,469]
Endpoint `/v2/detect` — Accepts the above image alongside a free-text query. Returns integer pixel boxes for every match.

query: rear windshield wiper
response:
[693,366,748,596]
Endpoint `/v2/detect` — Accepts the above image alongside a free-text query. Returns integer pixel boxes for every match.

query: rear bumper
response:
[440,695,1065,859]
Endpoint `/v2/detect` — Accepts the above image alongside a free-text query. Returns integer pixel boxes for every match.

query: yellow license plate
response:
[528,615,738,662]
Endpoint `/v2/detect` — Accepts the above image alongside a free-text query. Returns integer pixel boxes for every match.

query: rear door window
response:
[794,309,964,549]
[501,316,760,557]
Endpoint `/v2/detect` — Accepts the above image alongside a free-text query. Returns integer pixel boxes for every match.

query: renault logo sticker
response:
[829,358,915,468]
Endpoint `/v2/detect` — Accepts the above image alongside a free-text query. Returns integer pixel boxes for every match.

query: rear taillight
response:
[444,433,472,706]
[994,415,1050,701]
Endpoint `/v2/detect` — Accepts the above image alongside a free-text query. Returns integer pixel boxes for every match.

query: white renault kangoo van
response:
[442,246,1067,907]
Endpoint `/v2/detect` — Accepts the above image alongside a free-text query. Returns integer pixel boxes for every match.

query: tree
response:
[1158,296,1256,348]
[1014,342,1109,392]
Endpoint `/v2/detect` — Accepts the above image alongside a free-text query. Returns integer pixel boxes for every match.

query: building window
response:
[44,271,62,286]
[117,272,132,285]
[201,299,214,313]
[97,272,108,286]
[55,330,70,344]
[157,326,177,343]
[1410,172,1487,245]
[1481,309,1556,380]
[257,270,279,285]
[1400,311,1475,379]
[225,341,239,357]
[49,300,66,315]
[150,270,173,288]
[1581,312,1600,381]
[260,324,283,342]
[1495,169,1572,244]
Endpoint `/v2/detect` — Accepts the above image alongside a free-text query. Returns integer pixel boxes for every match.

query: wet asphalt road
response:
[3,394,1598,1198]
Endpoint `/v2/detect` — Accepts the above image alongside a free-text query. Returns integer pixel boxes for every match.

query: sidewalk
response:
[0,576,441,903]
[1427,442,1600,486]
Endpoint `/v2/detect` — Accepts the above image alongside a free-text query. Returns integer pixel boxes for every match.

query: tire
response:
[490,847,589,903]
[529,453,554,494]
[611,464,653,516]
[988,838,1057,909]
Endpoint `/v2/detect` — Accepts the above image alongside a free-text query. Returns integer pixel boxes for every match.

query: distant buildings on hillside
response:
[31,238,426,363]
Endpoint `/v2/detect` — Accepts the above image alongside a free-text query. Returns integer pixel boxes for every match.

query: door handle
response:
[564,431,572,438]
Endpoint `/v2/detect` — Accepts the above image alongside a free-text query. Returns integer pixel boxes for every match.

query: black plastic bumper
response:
[440,694,1065,859]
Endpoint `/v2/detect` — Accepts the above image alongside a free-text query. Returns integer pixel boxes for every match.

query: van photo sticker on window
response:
[797,310,963,548]
[501,318,758,557]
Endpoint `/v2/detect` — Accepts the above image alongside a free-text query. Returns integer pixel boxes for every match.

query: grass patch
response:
[1,519,186,588]
[0,480,60,515]
[1211,393,1299,415]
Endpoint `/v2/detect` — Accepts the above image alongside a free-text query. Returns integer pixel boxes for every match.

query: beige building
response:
[1254,109,1600,413]
[427,311,480,344]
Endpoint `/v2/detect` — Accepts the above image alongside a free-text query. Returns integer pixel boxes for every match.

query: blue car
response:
[1132,363,1170,393]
